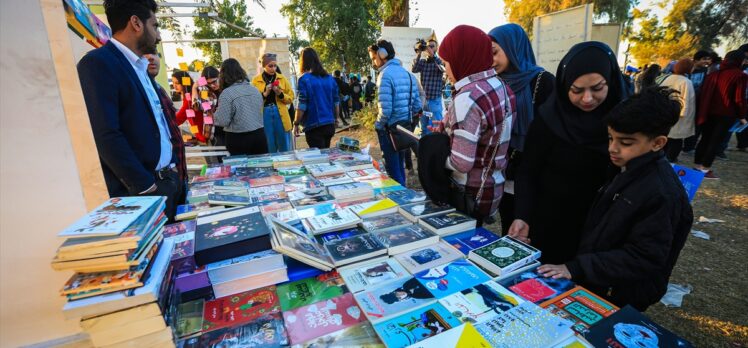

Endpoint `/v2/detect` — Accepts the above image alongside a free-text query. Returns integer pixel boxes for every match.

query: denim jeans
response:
[377,128,406,186]
[263,104,291,153]
[420,97,444,136]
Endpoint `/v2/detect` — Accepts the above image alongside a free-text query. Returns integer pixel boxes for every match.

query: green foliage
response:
[503,0,636,37]
[192,0,265,67]
[352,102,379,131]
[280,0,382,73]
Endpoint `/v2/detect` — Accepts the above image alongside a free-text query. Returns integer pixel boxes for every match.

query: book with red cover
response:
[540,286,619,334]
[202,286,281,333]
[499,267,575,304]
[282,292,366,344]
[248,175,285,188]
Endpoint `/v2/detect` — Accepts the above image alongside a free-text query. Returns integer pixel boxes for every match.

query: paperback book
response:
[58,197,164,238]
[361,212,413,233]
[202,286,281,333]
[182,313,288,348]
[398,201,456,222]
[497,267,575,304]
[347,198,399,218]
[282,292,367,344]
[288,188,335,209]
[295,322,383,348]
[277,166,308,177]
[354,277,436,322]
[269,218,334,271]
[323,234,387,266]
[176,299,205,338]
[583,305,693,347]
[468,236,541,277]
[305,208,362,235]
[276,271,348,311]
[339,258,409,293]
[284,175,323,192]
[372,225,439,255]
[419,211,477,236]
[346,168,382,179]
[413,259,492,299]
[306,163,347,177]
[443,228,501,255]
[248,175,285,188]
[394,241,464,274]
[474,301,574,347]
[406,322,490,348]
[207,193,251,206]
[315,227,368,244]
[540,286,619,334]
[438,281,525,324]
[372,302,461,348]
[194,206,271,266]
[176,202,224,221]
[383,189,428,206]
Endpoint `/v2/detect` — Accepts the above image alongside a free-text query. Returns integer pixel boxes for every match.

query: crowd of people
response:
[77,0,747,315]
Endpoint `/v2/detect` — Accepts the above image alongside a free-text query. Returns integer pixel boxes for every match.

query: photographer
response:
[412,38,445,135]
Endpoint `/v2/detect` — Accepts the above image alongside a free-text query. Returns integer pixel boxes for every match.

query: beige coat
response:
[660,74,695,139]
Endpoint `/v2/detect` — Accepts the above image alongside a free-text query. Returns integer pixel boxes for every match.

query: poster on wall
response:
[532,4,593,73]
[64,0,111,47]
[380,26,436,81]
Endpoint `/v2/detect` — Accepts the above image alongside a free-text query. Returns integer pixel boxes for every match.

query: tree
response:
[628,8,697,65]
[192,0,265,67]
[503,0,636,37]
[280,0,382,73]
[381,0,409,27]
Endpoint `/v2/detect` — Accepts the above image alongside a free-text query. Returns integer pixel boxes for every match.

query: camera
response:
[414,39,428,53]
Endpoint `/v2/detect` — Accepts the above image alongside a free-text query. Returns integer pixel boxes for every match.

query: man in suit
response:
[78,0,181,220]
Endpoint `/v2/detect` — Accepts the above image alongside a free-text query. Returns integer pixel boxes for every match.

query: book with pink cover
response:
[282,292,366,344]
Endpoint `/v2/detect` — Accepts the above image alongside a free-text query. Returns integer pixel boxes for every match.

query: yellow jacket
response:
[251,72,294,131]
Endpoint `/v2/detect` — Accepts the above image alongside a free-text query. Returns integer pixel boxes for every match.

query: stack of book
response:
[52,197,176,347]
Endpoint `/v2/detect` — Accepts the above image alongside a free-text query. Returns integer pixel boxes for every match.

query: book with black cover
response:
[324,234,387,266]
[584,305,693,347]
[194,207,271,266]
[419,211,477,236]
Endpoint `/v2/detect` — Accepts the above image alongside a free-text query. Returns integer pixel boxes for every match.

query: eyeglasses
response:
[207,79,218,85]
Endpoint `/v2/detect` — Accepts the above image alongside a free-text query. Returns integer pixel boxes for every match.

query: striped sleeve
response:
[448,92,485,173]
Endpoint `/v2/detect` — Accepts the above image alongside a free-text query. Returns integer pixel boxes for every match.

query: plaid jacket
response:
[412,55,445,100]
[445,69,515,217]
[155,82,187,184]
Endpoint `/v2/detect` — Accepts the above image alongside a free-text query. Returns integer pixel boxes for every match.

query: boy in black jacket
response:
[538,87,693,311]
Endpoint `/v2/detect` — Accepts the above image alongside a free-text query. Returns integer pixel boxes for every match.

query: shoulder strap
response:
[475,81,511,203]
[532,71,545,105]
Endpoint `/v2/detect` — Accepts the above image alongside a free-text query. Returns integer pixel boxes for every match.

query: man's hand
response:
[538,264,572,280]
[293,124,301,137]
[740,118,747,125]
[507,219,530,243]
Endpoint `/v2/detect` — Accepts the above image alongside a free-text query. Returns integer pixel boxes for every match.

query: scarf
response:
[488,24,545,151]
[540,41,630,155]
[438,25,493,82]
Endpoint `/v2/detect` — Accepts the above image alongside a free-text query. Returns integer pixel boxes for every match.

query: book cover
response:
[438,281,525,324]
[294,202,337,221]
[163,220,197,238]
[338,159,374,170]
[373,225,439,254]
[269,219,334,271]
[176,299,204,338]
[475,302,574,347]
[541,286,619,334]
[327,182,373,197]
[202,286,281,333]
[354,277,436,321]
[248,184,287,197]
[194,207,271,266]
[469,236,540,275]
[324,234,387,265]
[316,172,355,186]
[583,305,693,347]
[250,191,289,204]
[499,267,575,304]
[348,198,399,217]
[306,163,346,176]
[282,292,366,344]
[235,166,274,178]
[249,175,285,188]
[195,312,288,348]
[420,212,475,233]
[245,158,274,168]
[315,227,368,244]
[394,241,463,275]
[284,175,323,192]
[346,168,382,179]
[373,185,407,197]
[305,208,362,234]
[58,197,163,238]
[384,189,428,206]
[443,228,500,255]
[399,201,455,221]
[165,228,196,274]
[276,271,347,311]
[273,160,303,169]
[259,201,293,216]
[289,188,335,208]
[340,258,409,293]
[671,164,705,202]
[406,322,491,348]
[296,322,384,348]
[207,193,251,206]
[373,303,461,348]
[361,213,413,232]
[413,260,491,298]
[212,179,250,191]
[277,166,308,177]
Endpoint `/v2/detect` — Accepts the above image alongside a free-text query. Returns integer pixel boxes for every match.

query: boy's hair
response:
[605,87,681,138]
[104,0,157,34]
[693,50,711,61]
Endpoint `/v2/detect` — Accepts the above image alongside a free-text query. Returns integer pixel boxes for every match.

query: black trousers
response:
[694,116,736,168]
[225,128,268,156]
[683,125,701,152]
[665,138,684,162]
[142,169,182,222]
[305,124,336,149]
[738,128,748,149]
[498,192,515,235]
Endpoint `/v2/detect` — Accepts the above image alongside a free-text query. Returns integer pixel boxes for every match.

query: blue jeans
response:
[420,97,443,135]
[377,129,406,186]
[263,105,291,153]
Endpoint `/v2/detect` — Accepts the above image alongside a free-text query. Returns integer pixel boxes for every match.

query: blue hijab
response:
[488,24,544,151]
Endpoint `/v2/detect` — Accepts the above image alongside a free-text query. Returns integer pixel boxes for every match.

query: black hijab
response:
[540,41,630,154]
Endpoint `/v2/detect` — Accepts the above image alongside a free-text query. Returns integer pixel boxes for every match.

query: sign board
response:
[591,24,622,57]
[381,26,436,78]
[224,38,293,84]
[532,4,593,73]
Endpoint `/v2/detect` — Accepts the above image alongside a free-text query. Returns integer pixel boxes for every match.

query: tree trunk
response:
[384,0,409,27]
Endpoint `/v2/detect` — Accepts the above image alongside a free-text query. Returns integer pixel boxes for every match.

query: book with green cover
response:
[276,271,348,311]
[468,236,541,277]
[176,299,204,337]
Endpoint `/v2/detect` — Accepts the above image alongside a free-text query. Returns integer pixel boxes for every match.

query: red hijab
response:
[438,25,493,82]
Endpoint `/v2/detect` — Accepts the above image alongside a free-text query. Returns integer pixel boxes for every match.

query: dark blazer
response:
[78,41,168,196]
[566,151,693,311]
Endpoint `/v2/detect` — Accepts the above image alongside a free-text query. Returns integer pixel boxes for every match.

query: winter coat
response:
[660,74,696,139]
[566,151,693,312]
[251,72,294,132]
[375,59,422,129]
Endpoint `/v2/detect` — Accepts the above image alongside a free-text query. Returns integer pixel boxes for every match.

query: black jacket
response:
[566,151,693,311]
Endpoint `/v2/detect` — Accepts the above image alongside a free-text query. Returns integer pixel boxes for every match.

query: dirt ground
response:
[317,126,748,348]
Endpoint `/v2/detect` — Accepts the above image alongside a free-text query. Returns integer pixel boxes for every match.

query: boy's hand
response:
[538,264,571,280]
[508,219,530,243]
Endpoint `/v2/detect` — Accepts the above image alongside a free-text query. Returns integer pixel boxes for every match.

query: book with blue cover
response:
[671,164,705,202]
[414,260,491,298]
[442,228,501,255]
[373,303,461,348]
[315,227,369,244]
[383,189,428,206]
